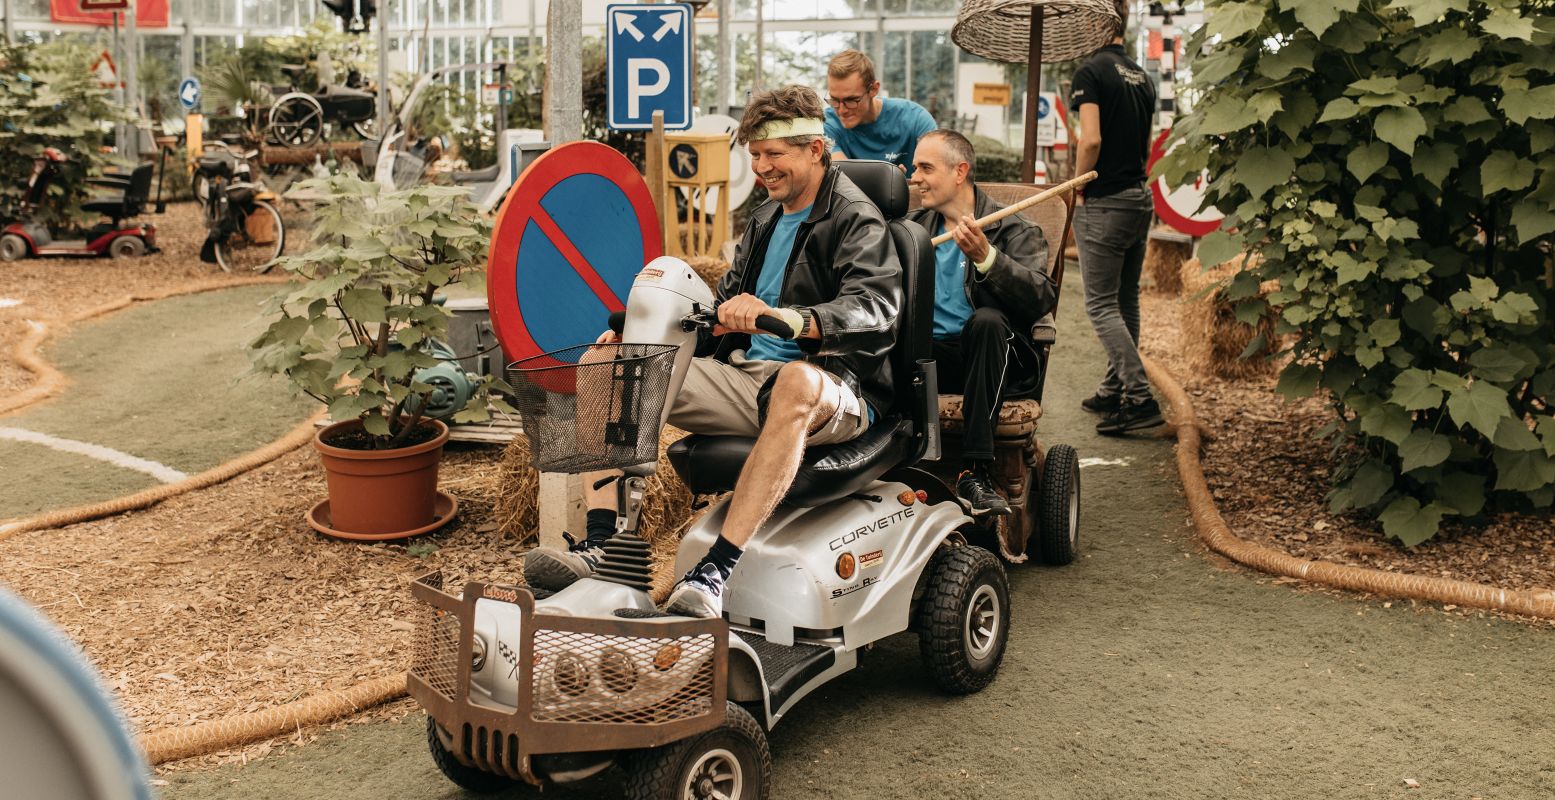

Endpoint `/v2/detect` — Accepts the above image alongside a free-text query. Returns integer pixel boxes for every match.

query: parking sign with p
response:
[607,4,692,130]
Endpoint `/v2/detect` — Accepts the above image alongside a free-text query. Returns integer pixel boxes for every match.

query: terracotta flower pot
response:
[310,418,452,539]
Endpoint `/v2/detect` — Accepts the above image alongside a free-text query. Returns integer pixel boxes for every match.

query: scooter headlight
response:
[554,653,590,697]
[599,647,638,694]
[470,635,487,672]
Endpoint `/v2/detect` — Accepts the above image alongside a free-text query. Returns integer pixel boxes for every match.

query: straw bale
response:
[1144,230,1192,295]
[1179,255,1279,380]
[684,256,730,290]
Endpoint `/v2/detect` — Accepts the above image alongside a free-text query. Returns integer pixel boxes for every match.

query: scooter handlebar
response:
[753,314,796,340]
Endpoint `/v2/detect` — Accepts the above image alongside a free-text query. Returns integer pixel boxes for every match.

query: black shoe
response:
[956,470,1012,516]
[1096,397,1165,435]
[522,532,604,591]
[1080,392,1122,414]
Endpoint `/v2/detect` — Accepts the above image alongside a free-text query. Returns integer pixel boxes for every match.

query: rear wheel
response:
[0,233,28,261]
[214,200,285,273]
[916,545,1009,694]
[626,701,770,800]
[352,116,379,141]
[268,95,324,148]
[1035,444,1080,565]
[108,236,146,259]
[426,716,519,794]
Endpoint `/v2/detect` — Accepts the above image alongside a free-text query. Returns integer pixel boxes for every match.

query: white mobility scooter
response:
[408,162,1047,798]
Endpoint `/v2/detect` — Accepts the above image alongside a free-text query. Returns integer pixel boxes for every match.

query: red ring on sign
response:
[488,141,662,373]
[1148,128,1223,238]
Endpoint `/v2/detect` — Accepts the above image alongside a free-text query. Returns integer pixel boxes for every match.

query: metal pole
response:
[1019,8,1042,183]
[2,0,13,46]
[180,17,193,82]
[528,0,537,63]
[715,0,730,115]
[546,0,583,143]
[376,0,391,139]
[125,0,139,125]
[753,0,763,91]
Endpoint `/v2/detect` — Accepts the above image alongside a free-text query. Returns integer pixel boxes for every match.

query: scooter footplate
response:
[735,633,835,713]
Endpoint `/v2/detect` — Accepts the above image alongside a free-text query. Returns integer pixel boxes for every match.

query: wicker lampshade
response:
[952,0,1121,64]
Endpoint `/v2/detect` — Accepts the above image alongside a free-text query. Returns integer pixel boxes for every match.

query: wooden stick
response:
[930,171,1099,246]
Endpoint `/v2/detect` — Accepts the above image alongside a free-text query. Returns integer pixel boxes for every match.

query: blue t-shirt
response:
[824,97,937,174]
[932,238,974,340]
[745,205,810,364]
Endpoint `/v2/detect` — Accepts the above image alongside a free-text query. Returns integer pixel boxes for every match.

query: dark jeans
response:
[1074,185,1155,403]
[932,306,1041,462]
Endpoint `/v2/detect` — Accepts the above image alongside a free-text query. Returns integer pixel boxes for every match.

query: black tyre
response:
[426,715,520,794]
[214,200,285,273]
[108,236,146,259]
[352,116,379,141]
[0,233,28,262]
[625,701,770,800]
[1035,444,1081,566]
[269,95,323,148]
[916,545,1010,695]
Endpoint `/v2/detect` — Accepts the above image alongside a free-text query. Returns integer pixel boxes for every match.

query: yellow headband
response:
[752,117,825,142]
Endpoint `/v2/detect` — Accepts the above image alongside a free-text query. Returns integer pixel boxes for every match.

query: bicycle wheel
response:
[215,201,286,273]
[268,95,324,148]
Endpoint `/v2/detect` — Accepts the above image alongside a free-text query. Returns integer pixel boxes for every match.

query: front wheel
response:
[426,716,520,794]
[625,701,770,800]
[351,116,379,141]
[916,545,1010,695]
[0,233,28,262]
[214,200,285,273]
[268,95,324,148]
[108,236,146,259]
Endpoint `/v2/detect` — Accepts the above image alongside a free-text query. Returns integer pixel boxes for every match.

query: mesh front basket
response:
[507,343,678,473]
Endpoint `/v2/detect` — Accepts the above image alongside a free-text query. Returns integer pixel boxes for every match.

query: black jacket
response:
[709,166,902,417]
[906,185,1056,338]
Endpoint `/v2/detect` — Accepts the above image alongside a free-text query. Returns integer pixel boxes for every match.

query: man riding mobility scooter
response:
[0,148,158,262]
[407,161,1081,798]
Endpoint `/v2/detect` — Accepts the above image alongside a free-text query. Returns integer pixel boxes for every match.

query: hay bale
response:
[1179,255,1279,380]
[684,256,730,290]
[1144,229,1192,295]
[493,424,698,552]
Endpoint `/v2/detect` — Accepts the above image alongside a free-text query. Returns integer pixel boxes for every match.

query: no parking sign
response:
[488,142,662,368]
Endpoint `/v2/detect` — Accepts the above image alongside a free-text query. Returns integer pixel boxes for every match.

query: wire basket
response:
[506,343,679,473]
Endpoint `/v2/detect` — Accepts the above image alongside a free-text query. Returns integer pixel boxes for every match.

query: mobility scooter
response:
[0,149,158,262]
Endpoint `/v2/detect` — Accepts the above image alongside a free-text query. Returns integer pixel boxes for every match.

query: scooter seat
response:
[667,416,913,507]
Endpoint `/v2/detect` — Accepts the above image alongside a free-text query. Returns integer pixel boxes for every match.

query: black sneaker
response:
[1096,397,1165,435]
[1080,392,1122,414]
[664,562,726,619]
[956,470,1012,516]
[522,532,604,591]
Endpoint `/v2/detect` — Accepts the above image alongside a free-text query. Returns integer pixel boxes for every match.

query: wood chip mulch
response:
[1138,287,1555,605]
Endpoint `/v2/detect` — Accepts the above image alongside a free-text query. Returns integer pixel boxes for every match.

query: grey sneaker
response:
[522,533,604,591]
[663,562,726,619]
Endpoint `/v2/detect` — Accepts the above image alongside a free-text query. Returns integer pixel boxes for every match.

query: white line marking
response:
[1079,457,1133,468]
[0,427,188,483]
[0,298,21,309]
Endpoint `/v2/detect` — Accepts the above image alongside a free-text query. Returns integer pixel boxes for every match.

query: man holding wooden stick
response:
[908,130,1056,515]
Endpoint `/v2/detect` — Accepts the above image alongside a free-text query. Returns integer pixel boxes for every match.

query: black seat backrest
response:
[123,163,154,217]
[834,159,934,463]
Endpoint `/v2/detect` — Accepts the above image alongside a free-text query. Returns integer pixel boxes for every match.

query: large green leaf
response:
[1345,141,1389,183]
[1493,447,1555,492]
[1235,146,1296,198]
[1510,199,1555,241]
[1469,346,1533,383]
[339,288,390,324]
[1411,142,1459,187]
[1387,0,1467,26]
[1415,27,1482,65]
[1480,151,1535,195]
[1360,403,1414,444]
[1481,8,1536,41]
[1317,97,1361,122]
[1493,416,1542,451]
[1373,106,1427,155]
[1378,497,1447,546]
[1436,472,1486,516]
[1446,381,1512,436]
[1200,98,1261,135]
[1284,0,1356,36]
[1391,368,1443,410]
[1399,429,1453,471]
[1208,2,1267,39]
[1500,84,1555,125]
[1197,230,1242,267]
[1277,362,1322,400]
[1349,460,1396,507]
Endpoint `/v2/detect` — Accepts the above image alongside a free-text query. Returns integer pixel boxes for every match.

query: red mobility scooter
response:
[0,148,158,262]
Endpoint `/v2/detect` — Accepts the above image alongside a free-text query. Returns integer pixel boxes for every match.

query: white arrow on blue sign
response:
[178,77,201,111]
[607,3,692,131]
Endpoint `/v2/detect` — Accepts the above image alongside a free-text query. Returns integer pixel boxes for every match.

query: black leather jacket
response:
[906,184,1056,337]
[707,166,902,417]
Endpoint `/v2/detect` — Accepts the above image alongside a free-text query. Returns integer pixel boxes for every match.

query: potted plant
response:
[249,173,511,539]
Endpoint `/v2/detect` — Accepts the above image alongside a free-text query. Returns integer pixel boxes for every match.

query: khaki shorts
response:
[667,351,870,446]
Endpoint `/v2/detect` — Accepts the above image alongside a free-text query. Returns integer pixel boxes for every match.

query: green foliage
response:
[249,174,514,450]
[198,52,274,134]
[1159,0,1555,545]
[0,40,133,229]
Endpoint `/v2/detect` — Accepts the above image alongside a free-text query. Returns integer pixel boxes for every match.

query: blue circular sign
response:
[1036,95,1050,119]
[177,77,201,111]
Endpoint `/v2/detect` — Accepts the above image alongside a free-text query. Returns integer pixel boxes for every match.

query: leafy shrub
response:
[1159,0,1555,545]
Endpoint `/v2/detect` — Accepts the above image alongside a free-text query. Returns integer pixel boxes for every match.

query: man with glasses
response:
[823,50,937,175]
[524,85,901,619]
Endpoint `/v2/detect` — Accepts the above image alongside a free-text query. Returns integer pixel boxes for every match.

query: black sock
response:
[701,535,744,580]
[584,508,617,547]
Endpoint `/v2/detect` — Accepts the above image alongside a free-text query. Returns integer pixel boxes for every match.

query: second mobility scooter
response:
[0,149,158,262]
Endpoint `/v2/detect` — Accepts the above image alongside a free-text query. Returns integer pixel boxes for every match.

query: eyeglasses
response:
[826,94,868,110]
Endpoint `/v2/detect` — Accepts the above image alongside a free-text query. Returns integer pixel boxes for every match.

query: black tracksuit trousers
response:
[931,306,1042,463]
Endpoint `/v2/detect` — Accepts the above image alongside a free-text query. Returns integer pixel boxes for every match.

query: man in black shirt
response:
[1069,2,1162,434]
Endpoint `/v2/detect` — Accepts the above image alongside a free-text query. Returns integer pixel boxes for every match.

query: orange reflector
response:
[897,490,916,506]
[653,643,682,671]
[836,552,856,579]
[915,489,928,503]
